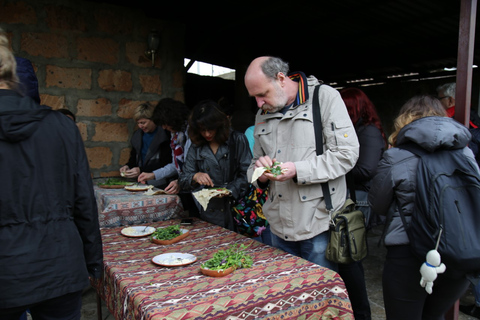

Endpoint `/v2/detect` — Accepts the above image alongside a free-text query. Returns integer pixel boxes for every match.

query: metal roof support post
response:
[454,0,477,127]
[447,1,477,318]
[444,4,479,320]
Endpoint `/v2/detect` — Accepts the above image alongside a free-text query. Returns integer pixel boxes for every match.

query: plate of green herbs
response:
[150,225,189,245]
[98,178,134,189]
[200,243,253,277]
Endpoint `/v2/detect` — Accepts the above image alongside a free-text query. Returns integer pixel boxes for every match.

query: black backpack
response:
[397,143,480,274]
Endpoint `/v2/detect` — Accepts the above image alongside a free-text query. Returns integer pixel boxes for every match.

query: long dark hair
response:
[188,100,230,146]
[340,87,387,145]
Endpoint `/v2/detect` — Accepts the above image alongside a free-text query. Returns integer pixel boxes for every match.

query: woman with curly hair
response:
[178,100,251,230]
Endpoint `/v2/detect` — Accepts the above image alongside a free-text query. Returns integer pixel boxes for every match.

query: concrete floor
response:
[80,225,478,320]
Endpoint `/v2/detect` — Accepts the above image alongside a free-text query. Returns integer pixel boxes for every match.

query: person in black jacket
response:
[338,87,387,320]
[0,30,103,319]
[120,102,174,188]
[340,87,387,228]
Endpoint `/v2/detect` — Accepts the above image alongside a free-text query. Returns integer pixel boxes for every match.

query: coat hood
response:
[0,90,52,143]
[15,57,40,104]
[397,116,471,152]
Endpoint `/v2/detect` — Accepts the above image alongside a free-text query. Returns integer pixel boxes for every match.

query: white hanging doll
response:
[419,230,446,294]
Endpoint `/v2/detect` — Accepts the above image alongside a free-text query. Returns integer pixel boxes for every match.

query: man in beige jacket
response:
[245,56,359,270]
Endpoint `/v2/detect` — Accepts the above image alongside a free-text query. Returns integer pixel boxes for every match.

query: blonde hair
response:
[389,95,447,147]
[133,103,154,122]
[0,29,19,90]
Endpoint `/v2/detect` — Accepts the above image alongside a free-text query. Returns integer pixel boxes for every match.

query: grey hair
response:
[0,28,19,90]
[436,82,456,98]
[261,56,290,80]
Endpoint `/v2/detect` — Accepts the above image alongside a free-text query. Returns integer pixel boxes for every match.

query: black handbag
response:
[311,84,368,264]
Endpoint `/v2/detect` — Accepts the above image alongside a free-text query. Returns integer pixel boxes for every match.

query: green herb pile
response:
[265,161,283,177]
[98,178,132,186]
[201,243,253,271]
[151,225,182,240]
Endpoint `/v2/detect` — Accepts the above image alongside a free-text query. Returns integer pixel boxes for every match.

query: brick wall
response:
[0,0,186,177]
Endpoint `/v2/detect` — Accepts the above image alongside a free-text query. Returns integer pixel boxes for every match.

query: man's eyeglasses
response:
[438,96,450,100]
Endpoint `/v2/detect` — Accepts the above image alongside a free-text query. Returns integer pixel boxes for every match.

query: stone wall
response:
[0,0,186,177]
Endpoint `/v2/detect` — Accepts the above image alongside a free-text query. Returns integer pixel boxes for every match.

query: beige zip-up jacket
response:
[247,76,359,241]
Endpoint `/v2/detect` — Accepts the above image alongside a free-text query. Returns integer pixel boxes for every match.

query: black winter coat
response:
[350,121,385,192]
[0,90,103,308]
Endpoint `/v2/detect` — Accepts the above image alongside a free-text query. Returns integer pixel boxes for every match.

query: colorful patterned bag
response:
[231,184,268,238]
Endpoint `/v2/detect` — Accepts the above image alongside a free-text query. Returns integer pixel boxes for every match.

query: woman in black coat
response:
[0,31,103,319]
[339,87,387,320]
[340,88,387,227]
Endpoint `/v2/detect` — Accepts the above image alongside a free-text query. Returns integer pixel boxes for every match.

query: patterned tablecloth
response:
[97,219,354,320]
[94,185,186,227]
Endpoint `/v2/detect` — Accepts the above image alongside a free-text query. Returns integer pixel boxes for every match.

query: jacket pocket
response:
[297,182,336,202]
[255,122,274,156]
[331,119,356,147]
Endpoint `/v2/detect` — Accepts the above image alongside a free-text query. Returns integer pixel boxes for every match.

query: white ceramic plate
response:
[151,252,197,267]
[121,226,156,237]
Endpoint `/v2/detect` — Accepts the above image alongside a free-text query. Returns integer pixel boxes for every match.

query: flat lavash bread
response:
[251,167,267,183]
[192,189,228,211]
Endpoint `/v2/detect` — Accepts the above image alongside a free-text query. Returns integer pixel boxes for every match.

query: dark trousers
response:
[383,245,470,320]
[178,192,199,218]
[338,260,372,320]
[0,291,82,320]
[200,197,235,231]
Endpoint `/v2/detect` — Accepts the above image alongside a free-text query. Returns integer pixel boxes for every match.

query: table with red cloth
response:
[94,185,186,227]
[96,219,354,320]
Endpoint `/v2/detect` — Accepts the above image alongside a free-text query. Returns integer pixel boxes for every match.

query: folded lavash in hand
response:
[192,188,231,211]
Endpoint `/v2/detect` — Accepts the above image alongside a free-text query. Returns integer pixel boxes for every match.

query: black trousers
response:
[0,290,82,320]
[338,260,372,320]
[200,197,236,231]
[383,245,470,320]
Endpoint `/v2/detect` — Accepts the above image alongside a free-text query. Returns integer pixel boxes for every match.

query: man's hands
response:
[254,156,296,182]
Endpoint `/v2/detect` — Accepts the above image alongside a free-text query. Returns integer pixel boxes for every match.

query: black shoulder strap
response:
[313,85,357,209]
[346,172,356,203]
[312,84,333,211]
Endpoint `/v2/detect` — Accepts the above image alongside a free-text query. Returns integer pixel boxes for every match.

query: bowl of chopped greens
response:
[200,243,253,277]
[97,178,134,189]
[150,225,189,245]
